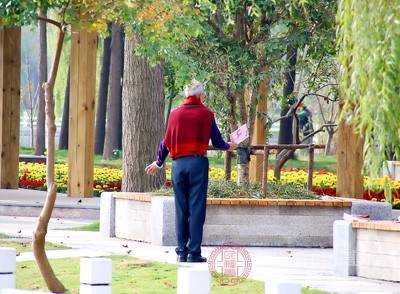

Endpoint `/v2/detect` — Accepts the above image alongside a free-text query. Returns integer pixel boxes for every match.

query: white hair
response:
[184,80,204,98]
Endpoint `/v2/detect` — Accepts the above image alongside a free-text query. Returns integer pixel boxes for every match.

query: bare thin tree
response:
[32,14,68,292]
[35,9,47,155]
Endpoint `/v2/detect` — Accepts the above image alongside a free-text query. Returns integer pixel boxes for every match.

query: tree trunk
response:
[325,127,337,156]
[122,36,166,192]
[275,44,298,178]
[24,54,34,148]
[32,22,66,293]
[58,65,70,150]
[103,23,124,159]
[277,44,297,147]
[35,10,47,155]
[94,23,112,155]
[236,91,250,185]
[224,93,237,181]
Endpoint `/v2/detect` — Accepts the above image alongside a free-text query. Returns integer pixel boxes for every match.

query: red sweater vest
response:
[164,96,214,159]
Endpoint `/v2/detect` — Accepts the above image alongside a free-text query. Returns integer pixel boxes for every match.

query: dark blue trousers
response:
[172,155,209,256]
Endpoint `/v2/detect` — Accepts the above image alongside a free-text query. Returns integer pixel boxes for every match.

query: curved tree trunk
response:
[32,23,66,293]
[94,23,112,155]
[122,36,165,192]
[35,10,47,155]
[277,44,297,148]
[58,65,70,150]
[103,23,124,159]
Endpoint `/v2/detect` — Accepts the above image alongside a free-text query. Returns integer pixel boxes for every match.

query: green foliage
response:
[153,179,318,199]
[0,0,118,34]
[123,0,337,120]
[337,1,400,174]
[208,180,318,199]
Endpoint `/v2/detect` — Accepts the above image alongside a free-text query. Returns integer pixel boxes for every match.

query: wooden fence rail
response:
[209,144,326,195]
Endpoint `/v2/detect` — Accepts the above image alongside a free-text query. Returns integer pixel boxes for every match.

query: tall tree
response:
[94,23,112,155]
[337,0,400,174]
[123,0,337,185]
[103,23,124,159]
[35,9,47,155]
[58,65,70,150]
[122,36,166,192]
[1,1,116,291]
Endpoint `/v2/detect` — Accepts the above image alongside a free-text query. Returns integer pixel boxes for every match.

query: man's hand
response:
[228,142,238,152]
[145,161,162,175]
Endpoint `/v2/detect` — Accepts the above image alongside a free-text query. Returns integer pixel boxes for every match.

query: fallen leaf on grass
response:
[121,260,151,267]
[163,281,175,289]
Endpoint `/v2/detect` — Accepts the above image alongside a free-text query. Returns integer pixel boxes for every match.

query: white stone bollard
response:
[177,268,210,294]
[80,258,112,294]
[333,220,356,276]
[99,192,116,238]
[0,248,16,290]
[264,279,301,294]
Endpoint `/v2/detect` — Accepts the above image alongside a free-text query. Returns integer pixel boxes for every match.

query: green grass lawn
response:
[14,256,327,294]
[20,147,337,172]
[0,239,70,253]
[59,222,100,231]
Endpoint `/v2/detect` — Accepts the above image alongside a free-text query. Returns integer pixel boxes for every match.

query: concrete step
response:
[0,203,99,219]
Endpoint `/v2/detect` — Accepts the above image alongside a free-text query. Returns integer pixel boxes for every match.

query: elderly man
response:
[145,80,237,262]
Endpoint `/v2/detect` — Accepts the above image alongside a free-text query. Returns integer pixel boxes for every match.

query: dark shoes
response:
[176,253,207,262]
[186,253,207,263]
[176,254,187,262]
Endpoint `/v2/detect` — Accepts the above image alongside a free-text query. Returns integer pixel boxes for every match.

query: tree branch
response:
[38,16,62,29]
[314,83,339,93]
[312,93,337,102]
[206,17,227,40]
[300,123,337,143]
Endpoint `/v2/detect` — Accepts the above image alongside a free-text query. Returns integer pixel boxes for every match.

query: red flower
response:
[324,188,336,196]
[377,190,385,201]
[363,190,372,200]
[165,181,173,189]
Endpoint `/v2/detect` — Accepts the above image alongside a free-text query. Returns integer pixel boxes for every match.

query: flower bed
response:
[18,161,400,208]
[19,161,122,196]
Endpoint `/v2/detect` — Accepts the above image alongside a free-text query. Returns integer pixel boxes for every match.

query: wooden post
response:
[249,80,267,182]
[68,25,97,198]
[307,144,315,190]
[262,145,269,195]
[336,120,364,198]
[0,27,21,189]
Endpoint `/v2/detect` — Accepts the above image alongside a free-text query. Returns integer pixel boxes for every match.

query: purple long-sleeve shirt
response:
[155,119,229,167]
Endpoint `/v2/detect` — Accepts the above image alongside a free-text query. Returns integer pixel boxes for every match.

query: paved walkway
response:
[0,189,399,294]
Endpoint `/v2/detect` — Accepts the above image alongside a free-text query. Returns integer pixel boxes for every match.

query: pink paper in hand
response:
[230,124,249,144]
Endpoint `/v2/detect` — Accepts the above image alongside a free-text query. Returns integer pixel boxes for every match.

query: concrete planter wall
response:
[100,192,355,247]
[334,220,400,282]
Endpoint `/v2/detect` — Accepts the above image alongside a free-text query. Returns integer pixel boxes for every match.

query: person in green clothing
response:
[298,104,314,143]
